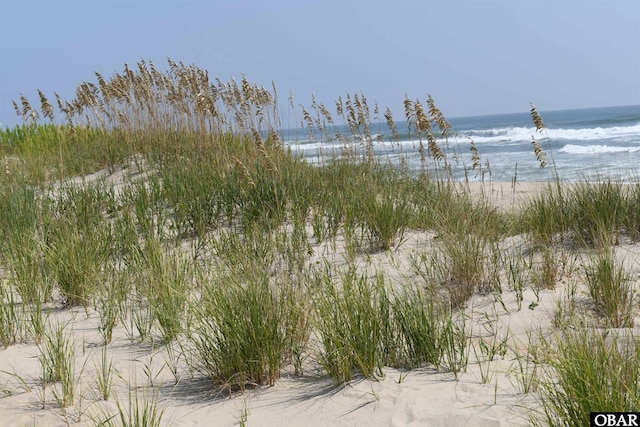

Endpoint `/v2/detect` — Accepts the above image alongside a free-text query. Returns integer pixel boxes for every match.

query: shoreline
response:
[463,180,554,211]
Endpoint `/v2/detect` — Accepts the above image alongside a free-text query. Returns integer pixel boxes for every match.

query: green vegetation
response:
[1,59,639,425]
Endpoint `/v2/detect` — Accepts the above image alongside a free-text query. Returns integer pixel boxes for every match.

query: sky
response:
[1,0,639,128]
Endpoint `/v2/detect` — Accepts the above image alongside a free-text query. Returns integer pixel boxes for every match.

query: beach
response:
[1,167,638,427]
[1,63,639,426]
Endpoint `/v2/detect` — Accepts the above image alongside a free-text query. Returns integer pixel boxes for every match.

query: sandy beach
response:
[1,175,638,427]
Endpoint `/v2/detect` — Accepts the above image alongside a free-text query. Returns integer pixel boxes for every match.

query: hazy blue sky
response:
[1,0,639,127]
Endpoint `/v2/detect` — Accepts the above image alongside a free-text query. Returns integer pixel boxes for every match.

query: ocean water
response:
[285,104,640,182]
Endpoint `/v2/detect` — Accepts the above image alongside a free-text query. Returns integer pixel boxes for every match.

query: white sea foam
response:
[558,144,640,154]
[460,123,640,144]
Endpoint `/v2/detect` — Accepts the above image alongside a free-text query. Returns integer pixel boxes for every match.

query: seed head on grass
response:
[403,96,415,134]
[531,136,547,168]
[38,90,55,122]
[232,157,255,188]
[530,103,546,132]
[428,133,445,162]
[414,100,430,133]
[469,138,481,172]
[427,95,451,135]
[384,107,399,142]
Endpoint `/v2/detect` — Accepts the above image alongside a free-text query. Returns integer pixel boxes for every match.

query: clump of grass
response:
[133,238,193,344]
[95,383,165,427]
[584,248,635,328]
[532,247,560,291]
[534,328,640,427]
[313,270,399,384]
[94,345,118,401]
[39,323,77,408]
[361,189,412,251]
[189,265,308,392]
[5,233,52,305]
[424,197,503,308]
[509,333,542,395]
[0,286,24,347]
[391,284,444,369]
[314,269,470,384]
[431,233,492,307]
[46,217,111,307]
[502,251,530,311]
[44,181,115,307]
[95,283,120,346]
[0,172,41,251]
[565,179,627,247]
[521,183,567,248]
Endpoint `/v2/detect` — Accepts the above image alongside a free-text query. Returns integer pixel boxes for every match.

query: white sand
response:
[1,177,639,426]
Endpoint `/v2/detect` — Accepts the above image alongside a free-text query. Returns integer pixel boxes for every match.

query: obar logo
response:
[591,413,640,427]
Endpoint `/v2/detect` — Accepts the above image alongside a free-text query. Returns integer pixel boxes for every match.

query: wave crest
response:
[558,144,640,155]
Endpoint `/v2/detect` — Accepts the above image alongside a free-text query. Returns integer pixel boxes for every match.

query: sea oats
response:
[252,128,264,147]
[335,96,344,120]
[288,90,295,110]
[427,133,444,161]
[427,95,451,134]
[95,72,110,99]
[414,100,431,133]
[373,101,380,122]
[241,75,254,102]
[301,106,314,130]
[270,81,278,106]
[12,100,20,117]
[231,78,242,105]
[20,93,38,123]
[384,107,399,141]
[403,96,414,123]
[530,103,545,132]
[345,94,357,131]
[258,146,278,173]
[360,92,370,122]
[531,136,547,168]
[232,156,255,187]
[318,103,333,125]
[268,129,283,151]
[469,138,481,171]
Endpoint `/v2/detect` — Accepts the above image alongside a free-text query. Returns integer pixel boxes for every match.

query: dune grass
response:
[533,328,640,427]
[1,59,639,425]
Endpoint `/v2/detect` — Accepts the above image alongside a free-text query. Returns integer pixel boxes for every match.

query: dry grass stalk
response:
[268,129,283,152]
[403,96,415,129]
[384,107,399,141]
[427,133,445,161]
[19,93,38,123]
[258,147,278,174]
[12,100,20,118]
[251,128,264,147]
[335,96,344,120]
[414,100,431,133]
[531,136,547,168]
[345,95,357,132]
[38,90,55,122]
[301,106,314,133]
[427,95,451,135]
[23,58,277,137]
[469,138,481,171]
[318,103,333,125]
[232,156,255,187]
[530,103,545,132]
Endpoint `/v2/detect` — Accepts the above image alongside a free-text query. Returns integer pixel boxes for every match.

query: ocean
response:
[285,104,640,182]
